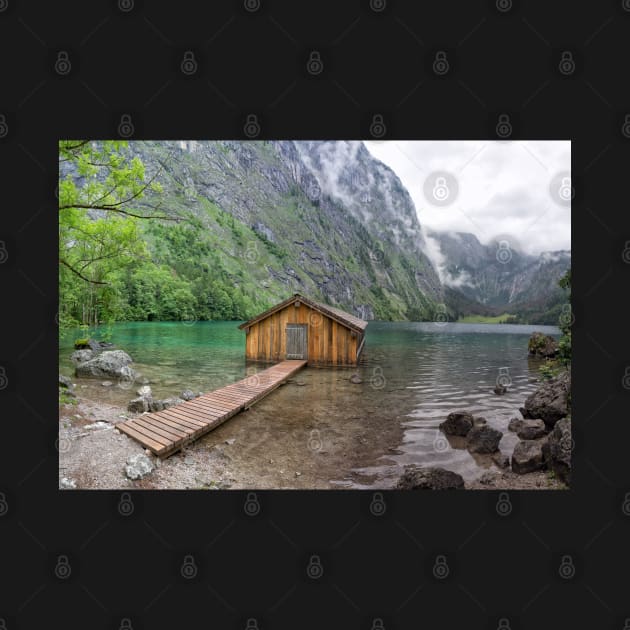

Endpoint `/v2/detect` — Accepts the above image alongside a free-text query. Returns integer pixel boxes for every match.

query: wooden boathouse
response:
[238,293,368,366]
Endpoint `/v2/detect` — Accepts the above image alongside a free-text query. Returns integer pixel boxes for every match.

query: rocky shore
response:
[397,331,571,491]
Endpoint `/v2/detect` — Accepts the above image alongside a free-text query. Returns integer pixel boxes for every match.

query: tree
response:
[58,141,172,325]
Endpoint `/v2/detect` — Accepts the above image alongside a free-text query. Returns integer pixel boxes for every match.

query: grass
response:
[457,313,512,324]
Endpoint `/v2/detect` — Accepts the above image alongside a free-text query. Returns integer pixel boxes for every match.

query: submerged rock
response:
[466,425,503,454]
[522,371,570,429]
[439,411,474,436]
[349,374,363,384]
[125,453,155,480]
[128,397,149,414]
[528,332,559,358]
[137,385,152,398]
[181,389,196,401]
[517,419,547,440]
[542,417,572,485]
[149,399,165,412]
[493,384,507,395]
[396,466,465,490]
[512,439,547,474]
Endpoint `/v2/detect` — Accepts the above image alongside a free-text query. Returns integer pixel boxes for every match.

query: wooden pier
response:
[117,360,307,457]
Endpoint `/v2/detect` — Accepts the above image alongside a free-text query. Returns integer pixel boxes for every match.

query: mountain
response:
[425,230,570,323]
[128,140,442,320]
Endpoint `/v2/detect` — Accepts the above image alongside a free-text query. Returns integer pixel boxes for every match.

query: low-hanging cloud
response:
[364,140,571,256]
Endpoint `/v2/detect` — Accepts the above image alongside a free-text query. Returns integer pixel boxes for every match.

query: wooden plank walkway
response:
[117,359,307,457]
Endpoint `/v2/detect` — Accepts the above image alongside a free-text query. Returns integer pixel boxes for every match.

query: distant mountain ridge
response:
[425,230,570,323]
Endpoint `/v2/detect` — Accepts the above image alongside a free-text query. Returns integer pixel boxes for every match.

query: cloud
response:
[364,140,571,255]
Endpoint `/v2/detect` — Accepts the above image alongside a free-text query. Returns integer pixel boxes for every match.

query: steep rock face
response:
[129,141,442,320]
[427,230,570,322]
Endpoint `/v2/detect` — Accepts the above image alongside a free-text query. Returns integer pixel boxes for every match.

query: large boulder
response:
[124,453,155,480]
[542,417,572,485]
[396,466,464,490]
[516,419,547,440]
[70,349,93,365]
[466,425,503,454]
[528,332,559,358]
[512,439,547,474]
[522,371,570,429]
[439,411,474,436]
[75,350,135,380]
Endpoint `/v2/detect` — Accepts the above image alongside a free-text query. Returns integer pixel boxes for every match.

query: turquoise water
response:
[59,320,560,485]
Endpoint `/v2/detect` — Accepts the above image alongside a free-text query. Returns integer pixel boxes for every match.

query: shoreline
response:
[59,392,565,491]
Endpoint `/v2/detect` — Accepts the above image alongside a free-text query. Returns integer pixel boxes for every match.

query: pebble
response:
[295,471,301,477]
[184,456,194,465]
[225,438,236,445]
[102,381,113,387]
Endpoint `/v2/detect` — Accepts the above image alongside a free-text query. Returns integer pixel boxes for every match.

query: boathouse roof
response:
[238,293,368,333]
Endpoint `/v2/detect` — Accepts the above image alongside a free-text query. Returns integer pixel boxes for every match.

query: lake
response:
[59,321,560,487]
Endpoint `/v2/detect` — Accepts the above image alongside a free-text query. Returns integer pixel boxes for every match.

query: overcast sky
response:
[364,140,571,254]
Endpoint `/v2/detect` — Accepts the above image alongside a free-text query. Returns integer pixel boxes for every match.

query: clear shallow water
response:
[59,321,560,486]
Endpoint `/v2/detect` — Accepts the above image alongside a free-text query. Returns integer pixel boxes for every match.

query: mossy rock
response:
[74,338,90,349]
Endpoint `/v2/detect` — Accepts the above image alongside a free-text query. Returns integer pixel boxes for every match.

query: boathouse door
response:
[286,324,308,360]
